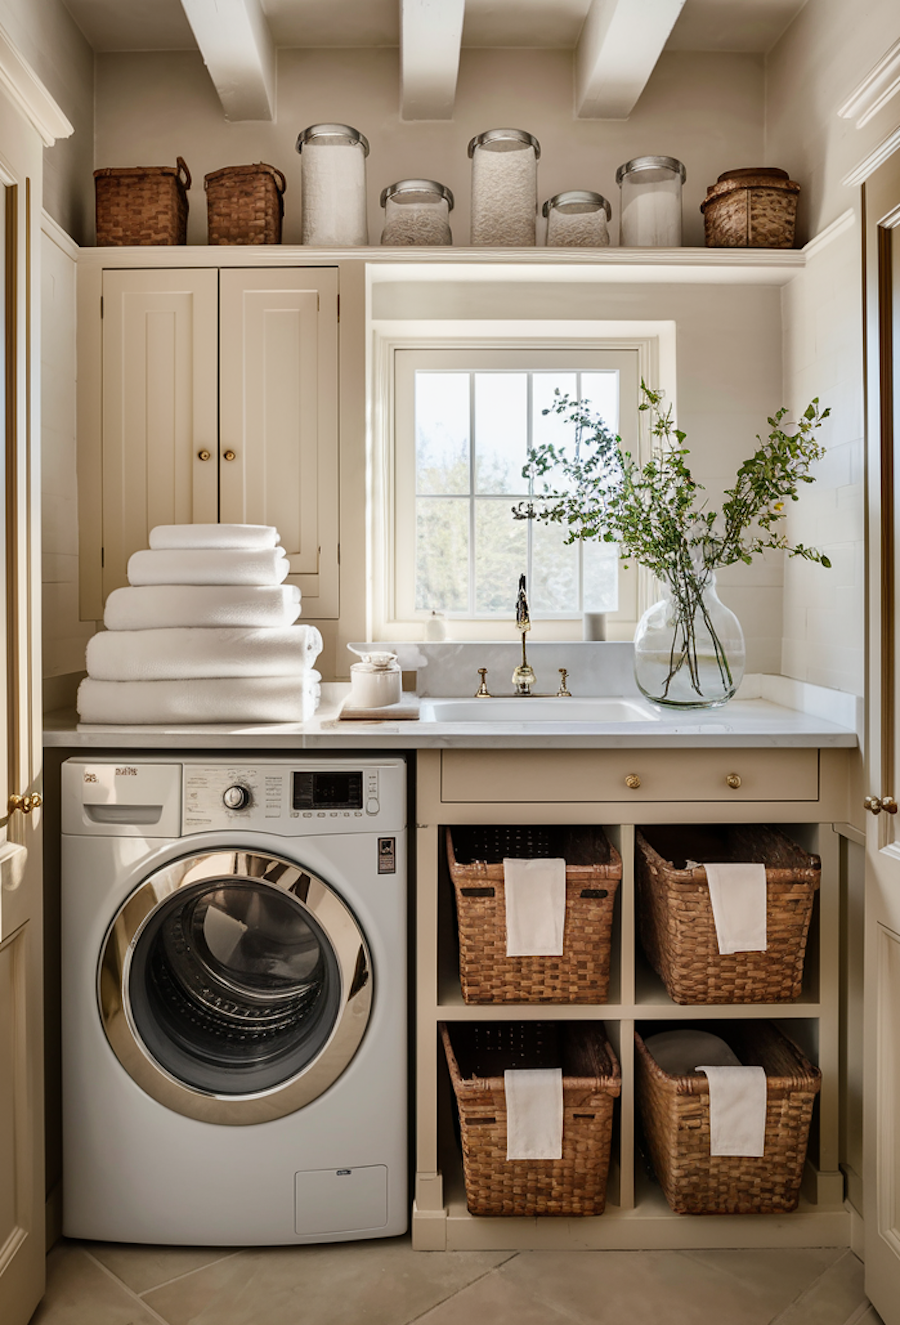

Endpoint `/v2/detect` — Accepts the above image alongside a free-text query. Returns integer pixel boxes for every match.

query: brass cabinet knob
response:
[223,450,236,461]
[865,795,884,815]
[8,792,42,815]
[725,773,742,790]
[866,794,898,815]
[883,796,899,814]
[197,448,211,461]
[625,774,641,790]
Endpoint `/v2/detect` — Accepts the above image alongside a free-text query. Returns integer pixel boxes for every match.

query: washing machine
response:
[60,755,407,1245]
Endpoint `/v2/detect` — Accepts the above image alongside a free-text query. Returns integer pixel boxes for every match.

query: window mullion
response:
[526,371,534,591]
[468,371,476,617]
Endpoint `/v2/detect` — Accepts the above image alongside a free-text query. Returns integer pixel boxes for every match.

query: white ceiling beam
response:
[400,0,465,121]
[180,0,276,122]
[575,0,686,120]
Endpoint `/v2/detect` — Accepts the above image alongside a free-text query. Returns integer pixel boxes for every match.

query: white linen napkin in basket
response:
[502,857,566,956]
[691,861,768,954]
[504,1068,564,1160]
[697,1065,767,1157]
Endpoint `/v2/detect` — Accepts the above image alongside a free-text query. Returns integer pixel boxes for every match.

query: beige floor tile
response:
[30,1243,165,1325]
[85,1241,242,1295]
[682,1246,846,1314]
[769,1250,868,1325]
[142,1236,514,1325]
[415,1266,583,1325]
[489,1247,818,1325]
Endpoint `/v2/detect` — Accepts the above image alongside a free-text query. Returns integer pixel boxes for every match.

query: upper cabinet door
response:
[219,268,339,617]
[101,268,219,601]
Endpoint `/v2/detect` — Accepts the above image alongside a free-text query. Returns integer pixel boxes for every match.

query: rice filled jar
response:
[616,155,686,247]
[380,179,453,246]
[468,128,540,246]
[296,123,369,246]
[544,191,611,247]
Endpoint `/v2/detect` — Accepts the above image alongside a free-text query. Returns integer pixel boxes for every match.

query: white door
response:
[863,151,900,1322]
[0,133,47,1324]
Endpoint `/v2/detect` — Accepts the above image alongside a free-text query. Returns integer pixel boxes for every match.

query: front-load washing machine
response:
[60,755,407,1245]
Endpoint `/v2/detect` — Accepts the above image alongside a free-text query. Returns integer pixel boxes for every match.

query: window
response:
[387,346,641,638]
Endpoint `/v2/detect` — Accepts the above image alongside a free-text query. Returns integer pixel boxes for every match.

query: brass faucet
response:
[511,574,537,695]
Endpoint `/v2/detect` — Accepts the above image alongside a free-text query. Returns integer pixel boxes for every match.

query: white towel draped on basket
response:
[697,1064,768,1157]
[504,1068,564,1161]
[127,547,289,587]
[149,523,280,550]
[76,673,321,726]
[503,857,566,957]
[86,625,322,681]
[104,584,302,631]
[701,862,768,954]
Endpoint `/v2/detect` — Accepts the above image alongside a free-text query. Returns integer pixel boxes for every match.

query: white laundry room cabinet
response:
[78,264,339,619]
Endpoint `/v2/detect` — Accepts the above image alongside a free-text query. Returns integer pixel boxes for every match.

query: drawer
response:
[439,748,819,804]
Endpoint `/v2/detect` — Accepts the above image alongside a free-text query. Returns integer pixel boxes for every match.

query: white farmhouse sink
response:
[419,696,658,723]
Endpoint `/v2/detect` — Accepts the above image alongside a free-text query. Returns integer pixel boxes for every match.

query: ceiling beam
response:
[575,0,686,120]
[400,0,465,121]
[180,0,276,122]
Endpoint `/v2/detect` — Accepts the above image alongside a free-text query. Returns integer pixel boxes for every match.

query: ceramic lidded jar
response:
[296,123,370,246]
[347,647,402,708]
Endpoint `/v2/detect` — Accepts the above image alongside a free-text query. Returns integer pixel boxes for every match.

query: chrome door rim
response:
[99,851,372,1125]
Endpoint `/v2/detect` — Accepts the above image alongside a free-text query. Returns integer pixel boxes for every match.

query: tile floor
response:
[32,1236,886,1325]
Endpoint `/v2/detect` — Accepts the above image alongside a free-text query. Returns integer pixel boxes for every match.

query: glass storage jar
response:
[543,191,611,247]
[296,123,369,246]
[380,179,453,246]
[468,127,540,247]
[615,155,686,247]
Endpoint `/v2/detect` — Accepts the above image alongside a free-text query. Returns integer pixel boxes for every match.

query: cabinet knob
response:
[625,774,641,790]
[8,792,42,815]
[866,794,898,815]
[883,796,899,814]
[725,773,742,790]
[223,450,236,462]
[197,449,211,461]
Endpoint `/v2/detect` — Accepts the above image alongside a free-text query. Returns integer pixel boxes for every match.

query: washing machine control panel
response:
[182,763,399,834]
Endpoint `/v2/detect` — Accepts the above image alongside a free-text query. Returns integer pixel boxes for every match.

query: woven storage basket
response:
[442,1020,621,1216]
[94,158,190,246]
[701,167,800,248]
[635,1021,821,1214]
[635,824,820,1005]
[447,824,622,1004]
[205,162,286,245]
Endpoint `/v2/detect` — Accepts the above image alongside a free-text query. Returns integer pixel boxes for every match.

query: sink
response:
[418,696,658,723]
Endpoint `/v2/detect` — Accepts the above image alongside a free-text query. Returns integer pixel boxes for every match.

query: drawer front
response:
[440,748,819,804]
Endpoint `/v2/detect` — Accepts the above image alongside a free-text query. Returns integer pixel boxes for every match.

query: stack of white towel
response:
[76,524,323,725]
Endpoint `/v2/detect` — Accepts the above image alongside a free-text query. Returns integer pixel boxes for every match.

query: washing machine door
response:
[99,850,372,1125]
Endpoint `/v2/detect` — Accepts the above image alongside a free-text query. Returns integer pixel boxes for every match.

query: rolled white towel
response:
[149,523,280,550]
[76,673,321,726]
[127,547,288,587]
[86,625,323,682]
[104,584,301,631]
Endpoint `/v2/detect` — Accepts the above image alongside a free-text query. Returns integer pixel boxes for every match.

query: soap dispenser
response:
[347,646,402,709]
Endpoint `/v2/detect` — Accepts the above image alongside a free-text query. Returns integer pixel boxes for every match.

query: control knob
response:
[223,784,251,811]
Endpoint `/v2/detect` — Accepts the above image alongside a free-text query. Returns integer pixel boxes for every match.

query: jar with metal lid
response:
[615,155,686,247]
[468,128,540,247]
[543,191,611,247]
[296,123,369,246]
[380,179,453,246]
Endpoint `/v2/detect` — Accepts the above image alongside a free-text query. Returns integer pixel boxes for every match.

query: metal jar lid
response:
[467,127,541,159]
[296,123,370,156]
[542,190,611,219]
[379,179,455,210]
[615,155,686,185]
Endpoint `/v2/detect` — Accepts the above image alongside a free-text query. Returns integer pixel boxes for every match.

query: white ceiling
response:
[61,0,806,55]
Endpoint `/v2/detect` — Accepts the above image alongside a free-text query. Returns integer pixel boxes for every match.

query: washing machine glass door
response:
[99,851,372,1125]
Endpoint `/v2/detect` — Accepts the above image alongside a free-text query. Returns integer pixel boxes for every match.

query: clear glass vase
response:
[633,571,745,709]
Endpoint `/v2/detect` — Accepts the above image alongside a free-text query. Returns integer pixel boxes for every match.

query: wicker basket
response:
[701,167,800,248]
[442,1020,621,1216]
[447,824,622,1004]
[635,1021,821,1214]
[94,158,190,246]
[205,162,286,245]
[635,824,820,1005]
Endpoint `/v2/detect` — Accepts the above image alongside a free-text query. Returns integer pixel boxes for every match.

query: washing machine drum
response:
[99,851,372,1125]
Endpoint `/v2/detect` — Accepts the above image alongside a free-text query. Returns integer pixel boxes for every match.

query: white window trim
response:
[369,329,665,642]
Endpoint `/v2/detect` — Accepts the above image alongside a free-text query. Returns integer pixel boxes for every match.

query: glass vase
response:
[633,572,745,709]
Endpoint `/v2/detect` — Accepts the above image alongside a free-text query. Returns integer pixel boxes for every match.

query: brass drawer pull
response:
[8,792,42,815]
[197,448,211,461]
[625,774,641,790]
[223,450,236,461]
[725,773,742,790]
[866,795,898,815]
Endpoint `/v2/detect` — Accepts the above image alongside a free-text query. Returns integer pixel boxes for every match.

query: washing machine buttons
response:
[222,784,251,811]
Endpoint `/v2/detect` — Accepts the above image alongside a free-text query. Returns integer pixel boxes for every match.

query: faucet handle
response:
[556,668,572,697]
[475,668,492,698]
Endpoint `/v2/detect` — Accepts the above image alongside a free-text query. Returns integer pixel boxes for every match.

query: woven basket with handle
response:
[94,157,190,246]
[205,162,286,245]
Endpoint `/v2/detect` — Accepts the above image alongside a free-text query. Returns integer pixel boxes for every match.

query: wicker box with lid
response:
[446,824,622,1004]
[442,1020,621,1216]
[205,162,286,245]
[701,167,800,248]
[94,158,190,246]
[634,1021,821,1214]
[635,824,821,1005]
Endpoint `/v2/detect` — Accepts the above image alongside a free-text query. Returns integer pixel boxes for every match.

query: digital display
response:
[292,771,364,810]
